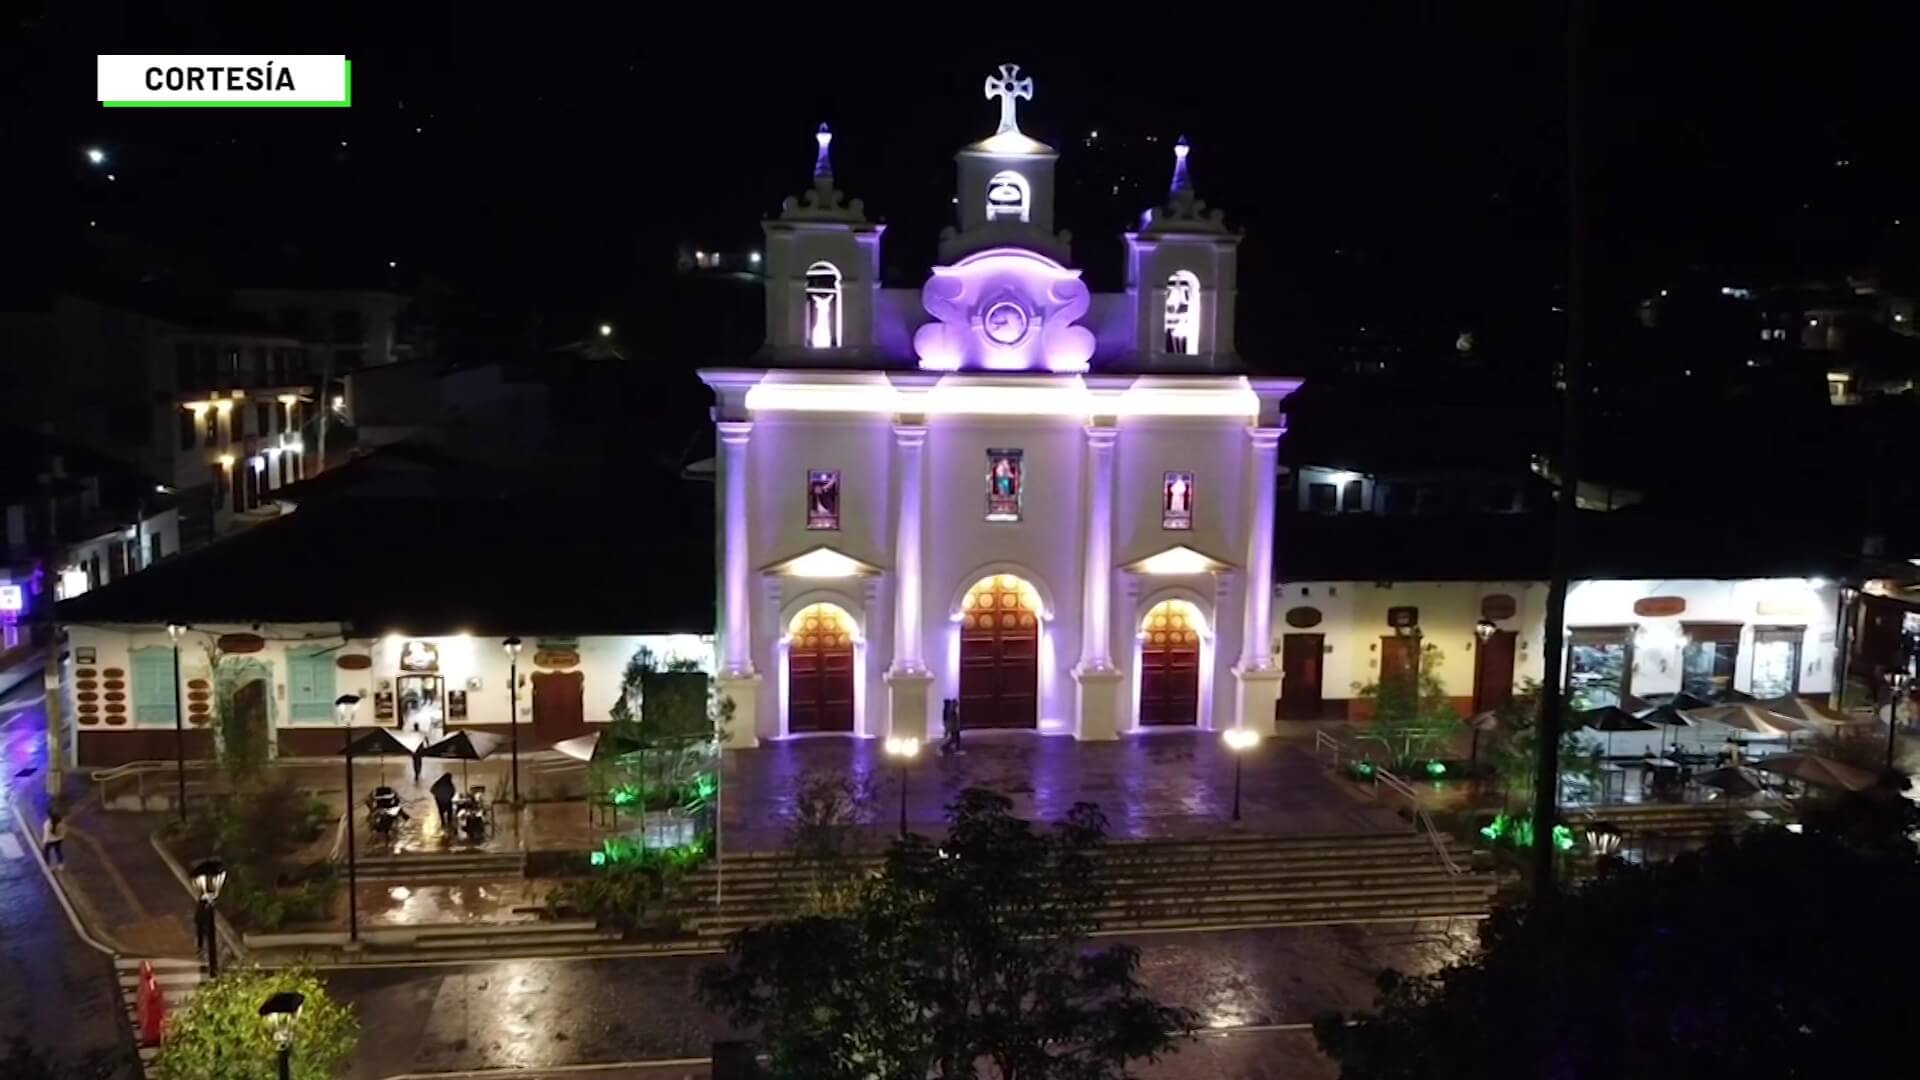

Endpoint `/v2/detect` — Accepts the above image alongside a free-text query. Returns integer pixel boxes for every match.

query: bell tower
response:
[940,64,1069,264]
[1124,137,1241,367]
[761,124,886,355]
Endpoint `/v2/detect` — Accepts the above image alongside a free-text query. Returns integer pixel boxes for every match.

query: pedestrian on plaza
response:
[430,771,456,829]
[412,747,425,784]
[41,812,66,868]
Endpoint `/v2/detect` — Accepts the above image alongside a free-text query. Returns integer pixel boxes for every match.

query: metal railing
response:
[1313,728,1345,765]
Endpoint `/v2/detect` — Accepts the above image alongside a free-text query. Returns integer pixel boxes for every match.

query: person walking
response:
[41,813,66,869]
[430,772,456,831]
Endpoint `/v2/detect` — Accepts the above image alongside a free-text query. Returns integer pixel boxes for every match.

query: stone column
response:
[715,420,761,747]
[1074,423,1122,740]
[886,422,933,739]
[1233,426,1284,731]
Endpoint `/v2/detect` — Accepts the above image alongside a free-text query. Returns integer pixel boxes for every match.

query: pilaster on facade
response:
[718,420,756,681]
[890,422,930,677]
[1079,422,1120,674]
[1239,425,1283,674]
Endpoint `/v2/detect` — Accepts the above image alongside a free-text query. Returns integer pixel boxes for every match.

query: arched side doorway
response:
[1139,600,1202,726]
[959,575,1040,729]
[786,603,856,733]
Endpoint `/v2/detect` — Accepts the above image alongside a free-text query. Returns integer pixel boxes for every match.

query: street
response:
[323,920,1474,1079]
[0,672,141,1078]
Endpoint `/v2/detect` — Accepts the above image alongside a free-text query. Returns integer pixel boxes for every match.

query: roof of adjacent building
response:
[1277,509,1852,583]
[56,466,714,636]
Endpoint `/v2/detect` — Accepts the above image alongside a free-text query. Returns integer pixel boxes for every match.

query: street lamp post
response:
[189,858,227,978]
[884,737,921,837]
[335,694,362,944]
[1471,619,1498,770]
[1222,727,1261,822]
[503,638,523,804]
[1886,672,1911,771]
[259,991,305,1080]
[166,623,187,823]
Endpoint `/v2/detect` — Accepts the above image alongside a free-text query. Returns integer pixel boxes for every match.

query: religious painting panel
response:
[1162,470,1194,530]
[806,469,840,531]
[985,449,1023,522]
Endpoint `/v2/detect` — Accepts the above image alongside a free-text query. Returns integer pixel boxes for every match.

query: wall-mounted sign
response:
[1755,597,1806,617]
[216,633,265,654]
[373,690,395,720]
[1284,607,1323,628]
[1162,471,1194,530]
[447,690,468,719]
[399,640,439,672]
[0,585,22,614]
[1633,596,1687,618]
[335,653,372,671]
[74,647,96,665]
[1480,594,1518,620]
[1387,606,1420,629]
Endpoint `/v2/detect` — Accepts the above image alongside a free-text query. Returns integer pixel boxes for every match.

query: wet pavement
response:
[324,919,1474,1078]
[720,731,1400,851]
[335,878,548,927]
[0,673,143,1078]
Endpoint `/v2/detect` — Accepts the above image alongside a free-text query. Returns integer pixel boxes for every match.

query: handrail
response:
[1312,728,1344,765]
[1413,806,1465,876]
[1373,765,1419,804]
[89,759,211,782]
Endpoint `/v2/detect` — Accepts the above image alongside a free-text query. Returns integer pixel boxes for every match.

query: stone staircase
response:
[669,831,1494,937]
[349,850,527,882]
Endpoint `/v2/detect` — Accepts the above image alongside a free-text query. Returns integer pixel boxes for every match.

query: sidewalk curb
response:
[5,787,118,957]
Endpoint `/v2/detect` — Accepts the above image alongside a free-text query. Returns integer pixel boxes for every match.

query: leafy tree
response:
[783,770,878,915]
[701,789,1196,1079]
[1354,644,1462,770]
[153,968,356,1080]
[1480,678,1600,812]
[173,779,335,930]
[1313,811,1920,1079]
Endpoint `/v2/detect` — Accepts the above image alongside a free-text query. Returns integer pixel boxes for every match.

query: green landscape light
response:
[1425,760,1447,778]
[589,851,607,867]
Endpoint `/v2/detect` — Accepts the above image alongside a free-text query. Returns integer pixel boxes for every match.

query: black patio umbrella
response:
[1758,695,1849,727]
[1713,688,1761,704]
[420,729,506,788]
[1575,705,1658,762]
[551,730,645,764]
[1646,691,1717,712]
[1638,704,1697,757]
[344,727,426,784]
[1695,765,1765,799]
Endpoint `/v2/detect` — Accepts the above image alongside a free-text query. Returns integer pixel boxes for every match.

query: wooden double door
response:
[1140,601,1200,726]
[1280,634,1325,719]
[959,577,1038,729]
[787,604,855,733]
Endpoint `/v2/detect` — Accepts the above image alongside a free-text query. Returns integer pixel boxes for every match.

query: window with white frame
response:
[805,261,843,349]
[1164,271,1200,355]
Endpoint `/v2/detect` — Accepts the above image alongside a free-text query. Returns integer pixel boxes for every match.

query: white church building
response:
[702,66,1300,747]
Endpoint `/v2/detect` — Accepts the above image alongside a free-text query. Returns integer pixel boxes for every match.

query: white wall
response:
[1565,578,1840,698]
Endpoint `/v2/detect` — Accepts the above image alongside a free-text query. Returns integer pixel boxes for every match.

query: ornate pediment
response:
[912,247,1095,373]
[1121,544,1237,576]
[760,546,886,579]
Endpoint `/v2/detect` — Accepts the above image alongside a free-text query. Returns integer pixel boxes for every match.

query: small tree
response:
[1354,644,1462,771]
[784,770,877,915]
[153,968,356,1080]
[701,788,1196,1079]
[1481,679,1602,814]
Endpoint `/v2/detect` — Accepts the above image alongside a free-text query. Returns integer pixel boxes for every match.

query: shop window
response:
[1308,482,1337,514]
[1568,626,1634,708]
[1750,626,1803,698]
[1681,623,1742,699]
[806,469,841,530]
[986,449,1023,522]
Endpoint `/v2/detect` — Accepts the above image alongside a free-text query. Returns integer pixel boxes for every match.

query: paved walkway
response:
[719,732,1400,851]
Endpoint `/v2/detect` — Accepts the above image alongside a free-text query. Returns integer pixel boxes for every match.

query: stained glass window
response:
[806,469,840,531]
[1162,471,1194,529]
[986,449,1023,522]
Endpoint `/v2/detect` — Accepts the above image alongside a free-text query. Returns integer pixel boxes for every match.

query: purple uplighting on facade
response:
[912,247,1097,373]
[1170,135,1192,195]
[813,123,834,181]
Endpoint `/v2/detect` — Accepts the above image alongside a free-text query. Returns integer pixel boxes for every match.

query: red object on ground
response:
[136,962,167,1046]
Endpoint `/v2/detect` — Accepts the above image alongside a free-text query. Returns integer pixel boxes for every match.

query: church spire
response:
[813,123,834,183]
[1169,135,1193,196]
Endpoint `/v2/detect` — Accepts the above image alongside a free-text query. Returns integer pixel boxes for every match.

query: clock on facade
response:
[982,300,1030,346]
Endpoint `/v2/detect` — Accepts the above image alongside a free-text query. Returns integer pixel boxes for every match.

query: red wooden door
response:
[1140,602,1200,726]
[1380,635,1420,691]
[1280,634,1325,719]
[531,671,586,743]
[1472,630,1517,713]
[787,605,855,733]
[958,577,1039,729]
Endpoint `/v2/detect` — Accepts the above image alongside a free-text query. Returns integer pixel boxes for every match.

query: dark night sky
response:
[8,5,1919,368]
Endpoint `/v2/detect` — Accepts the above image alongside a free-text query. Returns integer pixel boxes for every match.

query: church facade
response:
[701,67,1299,747]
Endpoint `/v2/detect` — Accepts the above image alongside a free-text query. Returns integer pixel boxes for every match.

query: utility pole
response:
[1533,0,1588,897]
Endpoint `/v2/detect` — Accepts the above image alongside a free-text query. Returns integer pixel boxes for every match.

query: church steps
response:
[683,857,1469,900]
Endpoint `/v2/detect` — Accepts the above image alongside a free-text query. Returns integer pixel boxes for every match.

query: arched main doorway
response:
[1139,600,1202,726]
[787,604,855,733]
[959,575,1040,729]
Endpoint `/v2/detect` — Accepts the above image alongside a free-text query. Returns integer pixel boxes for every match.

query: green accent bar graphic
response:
[103,59,351,108]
